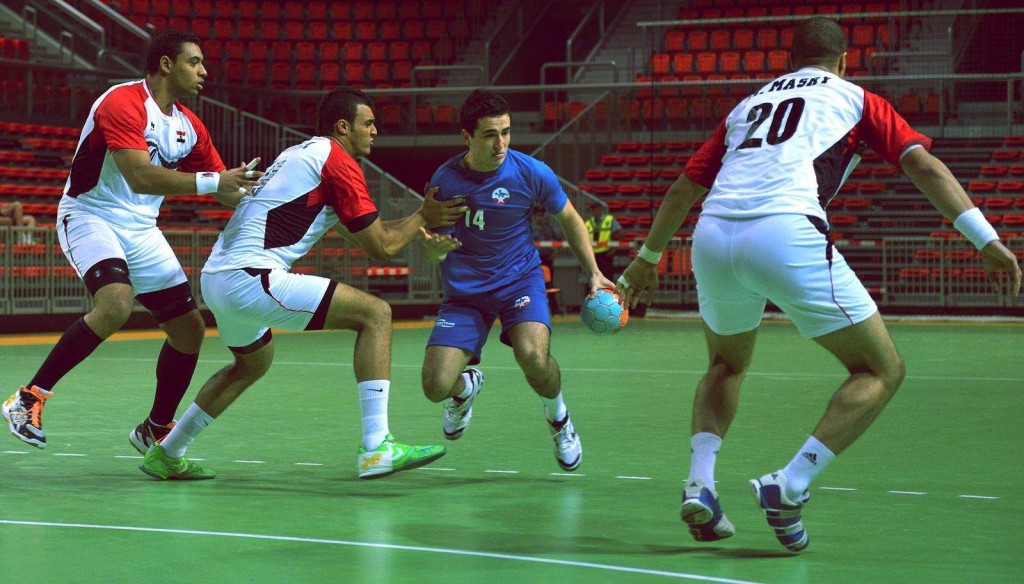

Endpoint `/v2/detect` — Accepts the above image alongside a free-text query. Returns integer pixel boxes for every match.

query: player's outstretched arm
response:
[552,203,616,294]
[111,150,262,202]
[901,148,1021,296]
[617,173,707,308]
[349,189,467,262]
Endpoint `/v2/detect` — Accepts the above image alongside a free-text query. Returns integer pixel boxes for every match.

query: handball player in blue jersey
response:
[419,90,615,471]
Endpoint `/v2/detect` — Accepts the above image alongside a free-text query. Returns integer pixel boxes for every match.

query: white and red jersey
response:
[59,79,225,229]
[686,67,932,221]
[203,136,379,273]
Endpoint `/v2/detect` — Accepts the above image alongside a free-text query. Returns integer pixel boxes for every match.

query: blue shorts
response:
[428,269,551,365]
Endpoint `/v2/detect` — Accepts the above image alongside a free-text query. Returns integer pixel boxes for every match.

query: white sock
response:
[687,432,722,488]
[358,380,390,450]
[161,402,213,458]
[540,391,567,424]
[781,435,836,501]
[455,370,478,400]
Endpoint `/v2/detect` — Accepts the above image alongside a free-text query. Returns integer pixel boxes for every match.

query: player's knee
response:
[92,290,135,327]
[420,368,451,402]
[166,311,206,353]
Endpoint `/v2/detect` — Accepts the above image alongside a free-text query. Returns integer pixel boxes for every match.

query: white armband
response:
[953,208,999,250]
[637,244,663,264]
[196,171,220,195]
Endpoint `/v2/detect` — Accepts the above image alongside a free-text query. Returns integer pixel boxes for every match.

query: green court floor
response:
[1,317,1021,583]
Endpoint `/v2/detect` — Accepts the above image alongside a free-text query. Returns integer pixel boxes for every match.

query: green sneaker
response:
[139,444,216,481]
[357,433,446,479]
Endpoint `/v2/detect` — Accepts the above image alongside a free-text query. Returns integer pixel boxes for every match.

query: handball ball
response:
[580,288,628,335]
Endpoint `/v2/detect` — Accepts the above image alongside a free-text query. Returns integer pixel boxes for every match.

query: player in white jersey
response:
[2,31,261,453]
[139,87,467,481]
[617,18,1021,552]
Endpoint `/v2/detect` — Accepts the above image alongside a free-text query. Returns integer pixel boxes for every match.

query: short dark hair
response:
[459,89,511,135]
[145,30,202,74]
[792,17,848,69]
[316,86,374,136]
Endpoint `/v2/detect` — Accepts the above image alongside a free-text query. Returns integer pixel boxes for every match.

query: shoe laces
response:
[551,419,577,451]
[444,396,471,422]
[12,392,43,427]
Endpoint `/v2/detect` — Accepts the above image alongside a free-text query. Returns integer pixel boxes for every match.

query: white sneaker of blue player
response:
[750,471,811,552]
[680,479,735,541]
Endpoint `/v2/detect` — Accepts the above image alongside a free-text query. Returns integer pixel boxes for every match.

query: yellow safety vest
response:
[586,214,615,254]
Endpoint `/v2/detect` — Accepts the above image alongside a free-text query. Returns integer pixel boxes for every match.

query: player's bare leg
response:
[321,284,446,478]
[422,345,481,440]
[507,321,580,470]
[810,312,905,455]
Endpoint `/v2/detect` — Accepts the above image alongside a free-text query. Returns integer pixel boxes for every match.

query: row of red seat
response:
[0,37,29,60]
[220,59,429,90]
[665,23,889,53]
[680,1,898,22]
[652,46,877,77]
[207,39,438,67]
[123,0,473,23]
[137,17,461,45]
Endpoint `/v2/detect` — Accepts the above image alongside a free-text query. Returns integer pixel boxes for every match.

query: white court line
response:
[616,476,652,481]
[2,450,28,454]
[233,460,264,464]
[294,462,323,467]
[0,519,766,584]
[958,495,999,500]
[415,466,455,472]
[818,487,857,491]
[484,470,519,474]
[85,358,1024,383]
[114,455,143,460]
[53,453,86,457]
[888,490,927,495]
[550,472,586,477]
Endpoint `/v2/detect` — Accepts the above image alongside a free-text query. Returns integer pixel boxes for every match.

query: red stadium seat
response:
[696,52,717,74]
[332,22,353,41]
[665,30,685,52]
[672,53,694,75]
[757,28,778,49]
[720,52,741,74]
[733,29,754,50]
[710,30,731,51]
[687,30,708,51]
[767,50,788,72]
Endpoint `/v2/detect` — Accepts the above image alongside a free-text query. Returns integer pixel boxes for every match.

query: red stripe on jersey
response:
[854,90,932,172]
[684,120,728,189]
[176,102,226,173]
[321,141,378,224]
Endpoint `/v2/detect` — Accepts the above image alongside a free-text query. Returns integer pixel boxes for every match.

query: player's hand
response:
[419,226,461,263]
[214,158,263,208]
[420,185,468,228]
[587,272,618,300]
[617,257,658,309]
[981,240,1022,296]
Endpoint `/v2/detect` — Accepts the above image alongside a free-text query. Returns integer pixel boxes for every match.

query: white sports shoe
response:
[442,368,483,440]
[549,413,582,471]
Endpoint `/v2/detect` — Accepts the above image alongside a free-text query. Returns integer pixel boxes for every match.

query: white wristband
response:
[953,207,999,250]
[196,171,220,195]
[637,244,663,264]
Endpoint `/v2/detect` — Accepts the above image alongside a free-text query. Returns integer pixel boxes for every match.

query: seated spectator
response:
[531,204,564,313]
[0,200,37,243]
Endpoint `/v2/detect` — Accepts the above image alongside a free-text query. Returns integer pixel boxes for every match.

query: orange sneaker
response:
[2,385,52,449]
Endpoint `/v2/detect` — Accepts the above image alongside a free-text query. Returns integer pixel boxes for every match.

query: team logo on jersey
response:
[491,187,510,204]
[148,141,179,170]
[176,130,186,144]
[435,318,456,328]
[514,295,530,309]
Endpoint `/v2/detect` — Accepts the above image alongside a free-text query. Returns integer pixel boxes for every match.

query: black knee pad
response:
[136,282,199,323]
[83,258,131,296]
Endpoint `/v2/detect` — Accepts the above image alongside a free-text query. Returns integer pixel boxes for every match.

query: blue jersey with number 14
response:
[430,149,568,297]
